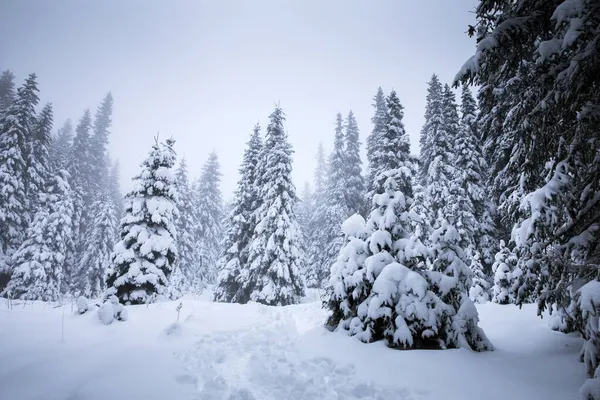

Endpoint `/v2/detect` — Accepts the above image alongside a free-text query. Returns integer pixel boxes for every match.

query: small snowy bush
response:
[76,296,89,314]
[98,302,114,325]
[98,296,128,325]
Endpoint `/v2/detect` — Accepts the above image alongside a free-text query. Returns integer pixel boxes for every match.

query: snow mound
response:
[341,213,367,237]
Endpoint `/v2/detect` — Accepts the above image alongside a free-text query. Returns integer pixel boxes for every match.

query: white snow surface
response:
[0,289,584,400]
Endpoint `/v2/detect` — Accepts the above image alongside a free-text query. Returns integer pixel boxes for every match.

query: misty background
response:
[0,0,477,197]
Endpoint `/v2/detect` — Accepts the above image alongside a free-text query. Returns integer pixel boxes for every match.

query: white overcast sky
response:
[0,0,478,199]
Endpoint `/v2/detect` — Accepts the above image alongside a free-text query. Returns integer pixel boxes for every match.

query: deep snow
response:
[0,289,584,400]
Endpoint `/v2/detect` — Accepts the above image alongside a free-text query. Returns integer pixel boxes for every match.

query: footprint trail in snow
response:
[174,307,417,400]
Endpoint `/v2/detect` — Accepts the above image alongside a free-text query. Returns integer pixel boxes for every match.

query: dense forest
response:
[0,0,598,397]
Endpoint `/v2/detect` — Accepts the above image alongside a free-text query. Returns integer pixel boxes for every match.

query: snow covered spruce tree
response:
[105,137,178,305]
[0,74,39,257]
[306,114,349,289]
[456,0,600,391]
[343,110,365,215]
[26,103,53,215]
[296,182,312,246]
[419,75,443,188]
[365,87,388,201]
[458,85,496,267]
[304,142,328,288]
[170,158,200,296]
[214,124,263,303]
[2,170,74,301]
[77,191,118,298]
[195,151,223,284]
[240,106,305,305]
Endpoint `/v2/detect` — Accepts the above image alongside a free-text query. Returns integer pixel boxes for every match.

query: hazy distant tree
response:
[0,70,16,112]
[195,151,224,283]
[106,138,178,304]
[49,119,73,170]
[89,93,113,195]
[306,114,348,288]
[107,160,124,222]
[173,158,200,294]
[65,110,93,292]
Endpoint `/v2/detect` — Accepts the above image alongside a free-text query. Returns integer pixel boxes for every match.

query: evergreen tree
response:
[26,103,53,215]
[89,93,113,194]
[421,81,455,230]
[456,8,600,388]
[491,240,517,305]
[195,151,223,284]
[0,70,16,112]
[366,87,388,199]
[241,106,305,305]
[49,119,73,170]
[105,137,178,305]
[419,75,444,187]
[343,111,365,215]
[77,192,117,298]
[0,73,39,256]
[458,85,497,269]
[172,158,200,294]
[214,124,263,303]
[427,214,493,350]
[2,170,74,301]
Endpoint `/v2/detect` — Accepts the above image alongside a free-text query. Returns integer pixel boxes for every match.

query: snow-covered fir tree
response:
[490,240,516,305]
[26,103,53,215]
[0,73,39,257]
[214,124,263,303]
[2,170,74,301]
[77,191,118,298]
[366,87,388,200]
[306,114,348,289]
[458,85,496,270]
[343,110,365,215]
[195,151,223,284]
[0,70,16,112]
[456,0,600,392]
[105,137,178,305]
[421,80,456,230]
[241,106,305,305]
[419,75,444,188]
[171,158,200,295]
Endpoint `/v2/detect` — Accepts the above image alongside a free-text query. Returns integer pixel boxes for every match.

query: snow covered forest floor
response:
[0,289,583,400]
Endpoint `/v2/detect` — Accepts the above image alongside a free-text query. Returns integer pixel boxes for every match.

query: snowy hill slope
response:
[0,291,583,400]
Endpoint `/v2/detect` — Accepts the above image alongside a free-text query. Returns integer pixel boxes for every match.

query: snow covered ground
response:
[0,289,584,400]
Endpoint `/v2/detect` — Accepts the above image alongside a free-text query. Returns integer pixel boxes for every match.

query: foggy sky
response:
[0,0,478,200]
